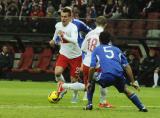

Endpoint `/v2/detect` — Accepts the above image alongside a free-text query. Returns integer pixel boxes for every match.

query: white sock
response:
[99,86,107,104]
[62,82,85,91]
[55,74,65,82]
[153,72,159,86]
[73,90,78,99]
[83,91,87,99]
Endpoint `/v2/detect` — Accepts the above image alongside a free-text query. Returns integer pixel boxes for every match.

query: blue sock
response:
[128,93,145,110]
[87,81,95,105]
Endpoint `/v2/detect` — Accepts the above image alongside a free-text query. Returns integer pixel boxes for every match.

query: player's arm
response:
[124,64,140,91]
[58,27,78,44]
[79,20,92,33]
[124,64,135,83]
[121,53,140,91]
[81,35,88,52]
[49,40,55,47]
[49,26,59,47]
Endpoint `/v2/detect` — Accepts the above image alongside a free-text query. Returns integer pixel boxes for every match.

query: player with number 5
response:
[84,31,148,112]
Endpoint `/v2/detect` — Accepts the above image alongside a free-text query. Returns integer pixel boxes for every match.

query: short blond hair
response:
[96,16,107,26]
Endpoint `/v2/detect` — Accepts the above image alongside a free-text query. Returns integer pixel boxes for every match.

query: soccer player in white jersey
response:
[49,7,85,102]
[81,16,112,108]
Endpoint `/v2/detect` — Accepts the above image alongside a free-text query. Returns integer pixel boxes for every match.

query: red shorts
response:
[56,54,82,78]
[82,64,90,86]
[82,64,101,86]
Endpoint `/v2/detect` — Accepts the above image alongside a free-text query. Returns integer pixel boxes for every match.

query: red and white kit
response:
[53,22,82,78]
[81,27,104,85]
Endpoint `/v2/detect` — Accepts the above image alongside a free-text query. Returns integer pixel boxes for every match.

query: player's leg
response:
[61,82,85,91]
[114,77,148,112]
[84,72,110,110]
[94,72,113,108]
[84,80,96,110]
[55,55,68,96]
[57,78,85,99]
[83,91,88,101]
[124,85,148,112]
[55,55,68,82]
[152,68,159,88]
[70,56,82,103]
[57,56,86,99]
[55,66,65,82]
[82,64,89,100]
[99,86,113,108]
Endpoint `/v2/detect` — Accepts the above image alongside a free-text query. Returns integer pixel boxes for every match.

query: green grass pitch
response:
[0,80,160,118]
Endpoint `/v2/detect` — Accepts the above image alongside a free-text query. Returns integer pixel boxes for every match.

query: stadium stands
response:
[115,20,131,37]
[12,47,34,72]
[147,12,160,19]
[28,48,52,73]
[130,20,146,38]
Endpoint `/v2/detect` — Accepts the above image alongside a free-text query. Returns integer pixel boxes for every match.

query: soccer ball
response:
[48,91,60,103]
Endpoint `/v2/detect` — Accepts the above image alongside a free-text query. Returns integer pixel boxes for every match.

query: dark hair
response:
[62,7,72,16]
[99,31,112,45]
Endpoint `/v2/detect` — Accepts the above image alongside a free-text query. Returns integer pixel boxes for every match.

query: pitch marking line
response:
[0,105,160,109]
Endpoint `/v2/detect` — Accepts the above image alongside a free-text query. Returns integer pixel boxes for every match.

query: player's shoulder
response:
[73,19,85,25]
[113,45,121,50]
[111,45,122,52]
[69,22,77,27]
[87,29,99,37]
[85,30,94,39]
[55,22,62,28]
[87,28,96,34]
[68,22,78,32]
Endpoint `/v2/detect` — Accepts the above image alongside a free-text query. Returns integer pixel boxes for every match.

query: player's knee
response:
[55,66,64,75]
[71,77,78,83]
[55,69,62,76]
[124,88,133,97]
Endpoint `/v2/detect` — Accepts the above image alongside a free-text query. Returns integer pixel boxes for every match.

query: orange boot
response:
[99,101,113,108]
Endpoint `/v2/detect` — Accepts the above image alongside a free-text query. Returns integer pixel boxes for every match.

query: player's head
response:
[65,5,76,20]
[99,31,112,45]
[72,5,80,18]
[2,45,8,54]
[61,7,72,26]
[96,16,107,28]
[64,6,72,13]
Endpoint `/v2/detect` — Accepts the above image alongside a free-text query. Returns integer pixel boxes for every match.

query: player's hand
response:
[58,30,64,38]
[49,40,54,47]
[130,81,140,91]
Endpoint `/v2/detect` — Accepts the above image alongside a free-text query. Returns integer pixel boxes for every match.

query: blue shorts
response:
[96,73,126,93]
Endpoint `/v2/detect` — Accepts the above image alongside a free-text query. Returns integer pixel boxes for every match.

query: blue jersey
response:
[72,19,92,47]
[90,45,128,77]
[55,19,92,47]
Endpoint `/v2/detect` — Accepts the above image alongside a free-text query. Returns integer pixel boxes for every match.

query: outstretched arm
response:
[124,64,140,91]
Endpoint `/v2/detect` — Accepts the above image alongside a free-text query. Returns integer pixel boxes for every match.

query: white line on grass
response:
[0,105,160,109]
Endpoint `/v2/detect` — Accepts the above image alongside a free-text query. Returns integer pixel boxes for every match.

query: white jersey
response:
[81,27,104,67]
[53,22,82,59]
